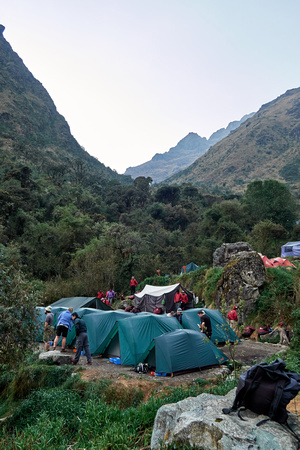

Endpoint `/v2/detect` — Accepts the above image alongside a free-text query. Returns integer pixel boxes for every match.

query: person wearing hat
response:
[43,306,55,351]
[197,310,212,339]
[174,307,183,324]
[71,312,92,365]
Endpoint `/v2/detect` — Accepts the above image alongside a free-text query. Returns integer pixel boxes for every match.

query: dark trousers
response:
[74,332,92,363]
[130,286,136,295]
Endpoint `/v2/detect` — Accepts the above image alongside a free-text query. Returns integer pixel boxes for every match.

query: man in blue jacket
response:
[52,307,73,352]
[71,312,92,365]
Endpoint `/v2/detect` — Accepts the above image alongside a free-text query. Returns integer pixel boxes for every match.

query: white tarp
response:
[135,283,181,299]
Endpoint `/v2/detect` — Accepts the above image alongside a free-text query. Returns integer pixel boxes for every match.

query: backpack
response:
[134,362,150,374]
[223,359,300,425]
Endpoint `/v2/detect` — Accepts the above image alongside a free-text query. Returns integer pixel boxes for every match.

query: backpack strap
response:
[268,378,285,420]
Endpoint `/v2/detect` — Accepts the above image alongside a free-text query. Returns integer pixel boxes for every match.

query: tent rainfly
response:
[281,242,300,258]
[181,308,238,344]
[134,283,193,313]
[50,296,112,311]
[84,310,133,355]
[150,329,228,374]
[181,262,199,274]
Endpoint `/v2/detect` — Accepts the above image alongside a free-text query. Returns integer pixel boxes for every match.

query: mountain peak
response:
[124,115,254,183]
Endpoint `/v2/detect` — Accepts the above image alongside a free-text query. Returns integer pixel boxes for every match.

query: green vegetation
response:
[0,363,237,449]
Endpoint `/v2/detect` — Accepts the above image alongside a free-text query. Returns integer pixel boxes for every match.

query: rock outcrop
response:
[213,242,254,268]
[214,247,266,323]
[151,389,300,449]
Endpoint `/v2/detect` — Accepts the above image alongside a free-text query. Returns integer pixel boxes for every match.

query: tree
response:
[243,180,297,231]
[0,245,42,367]
[249,220,288,256]
[154,185,181,206]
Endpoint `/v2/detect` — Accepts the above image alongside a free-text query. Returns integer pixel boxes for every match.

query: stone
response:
[39,350,73,365]
[213,242,254,268]
[214,251,266,323]
[151,389,300,449]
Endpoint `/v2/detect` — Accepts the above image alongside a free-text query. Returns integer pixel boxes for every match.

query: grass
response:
[0,362,238,449]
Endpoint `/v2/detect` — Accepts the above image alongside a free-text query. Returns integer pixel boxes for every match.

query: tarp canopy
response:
[181,262,199,274]
[134,283,193,313]
[152,329,228,374]
[281,242,300,258]
[84,310,132,355]
[181,308,238,344]
[50,296,112,311]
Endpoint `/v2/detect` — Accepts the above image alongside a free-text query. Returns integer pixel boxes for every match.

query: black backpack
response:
[223,359,300,425]
[134,362,150,374]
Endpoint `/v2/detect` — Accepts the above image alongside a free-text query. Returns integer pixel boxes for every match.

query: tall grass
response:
[0,367,237,449]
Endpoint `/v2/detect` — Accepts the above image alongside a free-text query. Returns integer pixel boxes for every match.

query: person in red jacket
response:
[97,290,104,299]
[174,289,183,305]
[228,305,238,333]
[130,276,138,295]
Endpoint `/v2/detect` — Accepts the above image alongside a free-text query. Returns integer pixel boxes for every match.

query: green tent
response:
[181,262,199,274]
[64,307,103,347]
[118,314,182,366]
[50,296,112,311]
[84,310,132,355]
[152,329,228,374]
[181,308,238,343]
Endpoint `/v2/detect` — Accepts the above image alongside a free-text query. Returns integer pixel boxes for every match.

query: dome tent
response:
[151,329,228,375]
[281,242,300,258]
[181,308,238,344]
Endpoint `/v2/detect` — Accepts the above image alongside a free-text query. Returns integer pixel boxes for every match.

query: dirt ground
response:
[42,339,300,414]
[46,339,288,396]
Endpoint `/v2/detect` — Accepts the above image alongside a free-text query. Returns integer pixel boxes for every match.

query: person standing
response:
[228,305,238,333]
[97,290,104,299]
[106,288,115,305]
[130,276,138,295]
[43,306,55,351]
[52,307,73,352]
[71,312,92,365]
[174,307,183,324]
[197,310,212,339]
[174,289,183,307]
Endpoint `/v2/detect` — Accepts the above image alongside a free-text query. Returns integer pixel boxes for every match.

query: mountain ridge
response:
[124,113,254,183]
[0,25,131,184]
[165,87,300,196]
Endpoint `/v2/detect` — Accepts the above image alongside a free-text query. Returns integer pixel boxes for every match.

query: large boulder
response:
[151,389,300,449]
[215,251,266,323]
[39,350,73,365]
[213,242,254,268]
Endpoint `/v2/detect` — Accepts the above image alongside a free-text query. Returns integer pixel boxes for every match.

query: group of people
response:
[97,276,139,306]
[43,306,92,365]
[97,288,116,305]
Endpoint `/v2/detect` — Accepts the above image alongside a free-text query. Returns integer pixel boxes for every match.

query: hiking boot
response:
[52,346,56,351]
[71,358,77,365]
[87,361,92,365]
[60,348,66,352]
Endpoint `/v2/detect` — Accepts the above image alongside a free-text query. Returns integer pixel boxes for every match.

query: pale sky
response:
[2,1,300,173]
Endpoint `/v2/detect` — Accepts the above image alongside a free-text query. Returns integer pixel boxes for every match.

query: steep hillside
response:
[166,88,300,196]
[124,114,254,183]
[0,25,131,184]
